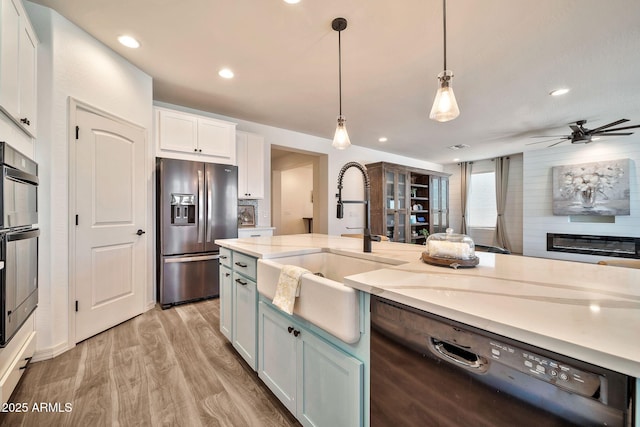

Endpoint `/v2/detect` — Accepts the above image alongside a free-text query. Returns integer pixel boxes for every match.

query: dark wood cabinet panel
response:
[367,162,450,245]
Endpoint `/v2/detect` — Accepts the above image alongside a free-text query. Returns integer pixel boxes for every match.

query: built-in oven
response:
[0,142,38,229]
[371,296,634,427]
[0,142,39,347]
[1,227,39,346]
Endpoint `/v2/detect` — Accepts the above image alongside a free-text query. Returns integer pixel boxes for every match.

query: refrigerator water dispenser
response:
[170,193,196,225]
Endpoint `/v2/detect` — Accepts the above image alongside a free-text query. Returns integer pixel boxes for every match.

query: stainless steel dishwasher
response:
[370,296,634,427]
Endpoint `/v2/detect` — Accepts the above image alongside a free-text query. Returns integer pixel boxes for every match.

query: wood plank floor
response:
[0,299,301,427]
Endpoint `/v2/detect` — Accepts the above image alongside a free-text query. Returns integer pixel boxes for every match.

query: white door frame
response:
[67,97,151,346]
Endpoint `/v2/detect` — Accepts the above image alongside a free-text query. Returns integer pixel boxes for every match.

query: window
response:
[468,172,497,228]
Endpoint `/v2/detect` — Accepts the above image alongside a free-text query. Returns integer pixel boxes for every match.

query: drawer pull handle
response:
[220,255,227,259]
[287,326,294,334]
[235,262,248,268]
[20,118,30,126]
[235,278,247,286]
[225,273,230,277]
[19,357,33,370]
[293,330,300,337]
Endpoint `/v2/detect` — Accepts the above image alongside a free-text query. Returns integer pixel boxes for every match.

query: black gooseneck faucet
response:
[336,162,380,253]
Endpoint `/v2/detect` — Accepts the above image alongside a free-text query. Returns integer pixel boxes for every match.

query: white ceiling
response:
[29,0,640,164]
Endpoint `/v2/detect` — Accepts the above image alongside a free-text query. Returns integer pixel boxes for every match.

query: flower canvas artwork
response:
[552,159,631,215]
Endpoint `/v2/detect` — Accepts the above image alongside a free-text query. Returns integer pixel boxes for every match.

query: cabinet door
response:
[237,131,265,199]
[297,329,363,427]
[219,265,233,340]
[232,272,257,370]
[157,109,198,153]
[18,20,36,137]
[439,177,449,232]
[0,0,21,119]
[197,117,235,161]
[258,302,297,414]
[384,168,409,242]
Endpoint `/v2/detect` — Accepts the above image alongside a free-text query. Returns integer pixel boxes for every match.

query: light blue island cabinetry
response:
[258,300,363,427]
[219,247,258,371]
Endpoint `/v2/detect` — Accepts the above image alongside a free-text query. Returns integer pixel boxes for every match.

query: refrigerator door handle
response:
[164,254,221,263]
[206,168,213,243]
[198,168,205,243]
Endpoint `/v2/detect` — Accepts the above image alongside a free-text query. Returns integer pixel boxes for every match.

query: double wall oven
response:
[0,142,39,347]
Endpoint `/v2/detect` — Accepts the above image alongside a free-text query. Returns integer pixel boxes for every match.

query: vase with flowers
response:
[559,163,624,209]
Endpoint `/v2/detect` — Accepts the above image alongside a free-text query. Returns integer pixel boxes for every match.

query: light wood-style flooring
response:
[0,299,300,427]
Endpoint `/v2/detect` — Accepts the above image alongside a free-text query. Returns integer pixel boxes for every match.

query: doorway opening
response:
[271,146,328,235]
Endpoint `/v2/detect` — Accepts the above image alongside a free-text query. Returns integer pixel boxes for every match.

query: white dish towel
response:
[272,265,311,315]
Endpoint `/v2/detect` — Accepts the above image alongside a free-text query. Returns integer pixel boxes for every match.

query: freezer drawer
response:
[159,253,220,308]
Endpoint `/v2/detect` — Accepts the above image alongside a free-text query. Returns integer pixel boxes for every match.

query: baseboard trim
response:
[32,341,73,363]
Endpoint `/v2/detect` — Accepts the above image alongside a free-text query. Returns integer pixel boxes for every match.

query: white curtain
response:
[494,156,511,250]
[460,162,471,234]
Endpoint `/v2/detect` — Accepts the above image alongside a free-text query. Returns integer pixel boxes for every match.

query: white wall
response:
[279,165,314,234]
[523,139,640,263]
[153,101,444,236]
[25,2,153,359]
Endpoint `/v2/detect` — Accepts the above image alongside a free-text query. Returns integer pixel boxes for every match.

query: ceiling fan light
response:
[429,71,460,122]
[332,115,351,149]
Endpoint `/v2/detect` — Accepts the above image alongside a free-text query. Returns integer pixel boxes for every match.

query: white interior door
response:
[74,107,146,342]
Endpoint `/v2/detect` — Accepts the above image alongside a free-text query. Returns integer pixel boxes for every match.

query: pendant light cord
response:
[443,0,447,71]
[338,29,343,116]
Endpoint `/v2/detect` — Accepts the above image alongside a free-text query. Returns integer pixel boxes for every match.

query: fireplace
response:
[547,233,640,258]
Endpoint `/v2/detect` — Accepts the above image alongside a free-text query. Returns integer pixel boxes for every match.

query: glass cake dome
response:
[425,228,476,261]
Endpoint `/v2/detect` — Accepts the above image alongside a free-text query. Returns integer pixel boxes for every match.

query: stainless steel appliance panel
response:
[0,143,38,229]
[160,253,220,306]
[370,296,632,427]
[158,158,205,256]
[1,228,39,346]
[204,163,238,252]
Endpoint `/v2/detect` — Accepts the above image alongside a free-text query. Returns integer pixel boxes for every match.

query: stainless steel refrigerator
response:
[156,158,238,308]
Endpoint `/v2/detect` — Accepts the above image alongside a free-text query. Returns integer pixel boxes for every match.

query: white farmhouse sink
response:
[257,251,393,343]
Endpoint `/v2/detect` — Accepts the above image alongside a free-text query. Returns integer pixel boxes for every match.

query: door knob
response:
[136,229,146,236]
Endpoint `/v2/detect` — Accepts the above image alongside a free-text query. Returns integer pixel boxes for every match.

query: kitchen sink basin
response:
[257,251,394,343]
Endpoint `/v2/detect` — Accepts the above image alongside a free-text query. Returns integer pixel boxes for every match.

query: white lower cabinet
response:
[258,301,363,427]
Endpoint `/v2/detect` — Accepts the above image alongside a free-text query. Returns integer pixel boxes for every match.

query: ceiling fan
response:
[527,119,640,147]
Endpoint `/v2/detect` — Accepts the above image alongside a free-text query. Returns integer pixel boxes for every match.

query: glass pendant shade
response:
[332,115,351,149]
[429,70,460,122]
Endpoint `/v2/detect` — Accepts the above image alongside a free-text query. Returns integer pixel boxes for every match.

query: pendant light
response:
[429,0,460,122]
[332,17,351,150]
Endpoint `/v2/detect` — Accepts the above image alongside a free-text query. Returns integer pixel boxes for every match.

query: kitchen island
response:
[215,233,640,426]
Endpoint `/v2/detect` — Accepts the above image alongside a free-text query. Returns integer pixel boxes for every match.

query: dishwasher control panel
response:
[488,341,602,398]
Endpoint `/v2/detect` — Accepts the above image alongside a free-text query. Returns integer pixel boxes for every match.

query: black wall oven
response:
[0,142,39,347]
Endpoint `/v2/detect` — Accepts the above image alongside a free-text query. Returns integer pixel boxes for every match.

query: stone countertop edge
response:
[215,234,640,378]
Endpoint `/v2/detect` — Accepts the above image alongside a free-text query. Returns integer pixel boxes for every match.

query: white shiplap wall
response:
[523,140,640,263]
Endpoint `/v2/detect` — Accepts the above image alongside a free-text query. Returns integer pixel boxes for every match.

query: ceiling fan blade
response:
[548,140,568,147]
[529,135,568,138]
[593,124,640,132]
[526,138,566,146]
[592,132,633,136]
[569,125,582,133]
[588,119,629,134]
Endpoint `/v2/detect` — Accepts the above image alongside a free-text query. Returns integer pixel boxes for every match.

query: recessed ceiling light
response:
[118,35,140,49]
[453,158,460,162]
[378,137,388,143]
[284,0,301,3]
[218,68,234,79]
[550,88,570,96]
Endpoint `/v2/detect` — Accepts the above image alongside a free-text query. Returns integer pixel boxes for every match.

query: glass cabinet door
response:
[397,173,406,209]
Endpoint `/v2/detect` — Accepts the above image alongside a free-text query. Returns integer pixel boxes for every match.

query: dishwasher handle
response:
[429,338,489,374]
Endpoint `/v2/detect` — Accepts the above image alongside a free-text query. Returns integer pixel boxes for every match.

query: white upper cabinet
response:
[0,0,38,138]
[155,107,236,164]
[236,131,265,199]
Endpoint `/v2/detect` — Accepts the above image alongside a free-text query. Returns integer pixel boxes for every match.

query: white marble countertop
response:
[215,234,640,377]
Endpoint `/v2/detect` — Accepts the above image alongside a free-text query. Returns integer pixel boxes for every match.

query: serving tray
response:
[421,253,479,269]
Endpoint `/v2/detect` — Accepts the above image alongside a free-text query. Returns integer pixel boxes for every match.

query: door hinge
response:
[75,214,78,226]
[75,301,78,312]
[75,126,79,140]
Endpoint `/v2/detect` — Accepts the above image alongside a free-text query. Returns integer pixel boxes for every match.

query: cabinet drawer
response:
[0,331,35,404]
[219,247,232,268]
[238,228,273,238]
[233,251,257,281]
